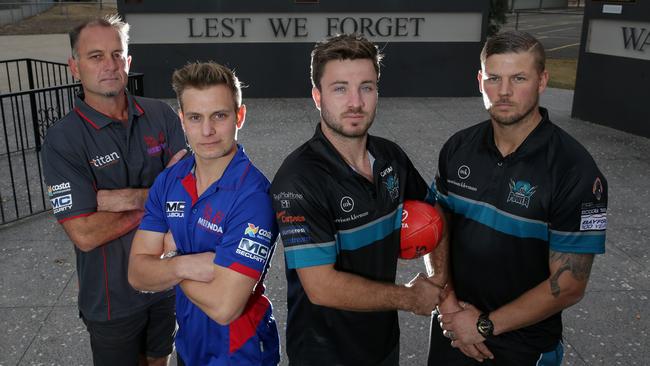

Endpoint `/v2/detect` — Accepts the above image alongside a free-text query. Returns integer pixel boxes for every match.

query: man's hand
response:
[405,273,443,316]
[174,252,216,283]
[166,148,187,168]
[437,291,494,362]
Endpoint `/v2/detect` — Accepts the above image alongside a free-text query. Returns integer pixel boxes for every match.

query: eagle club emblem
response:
[384,174,400,201]
[507,179,537,208]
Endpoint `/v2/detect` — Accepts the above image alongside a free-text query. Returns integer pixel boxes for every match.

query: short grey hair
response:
[69,14,130,59]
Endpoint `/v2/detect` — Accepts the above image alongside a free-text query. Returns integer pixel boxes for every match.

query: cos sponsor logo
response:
[51,194,72,214]
[47,182,71,197]
[276,211,306,223]
[244,223,273,240]
[236,238,269,263]
[166,201,185,218]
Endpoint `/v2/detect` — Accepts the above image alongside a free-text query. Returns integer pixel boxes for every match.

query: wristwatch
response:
[477,312,494,338]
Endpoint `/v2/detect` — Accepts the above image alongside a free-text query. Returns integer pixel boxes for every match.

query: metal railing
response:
[0,58,143,225]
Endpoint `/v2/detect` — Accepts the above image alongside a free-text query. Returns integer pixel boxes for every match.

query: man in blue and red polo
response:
[128,61,280,366]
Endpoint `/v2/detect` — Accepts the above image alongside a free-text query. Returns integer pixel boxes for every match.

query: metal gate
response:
[0,58,143,224]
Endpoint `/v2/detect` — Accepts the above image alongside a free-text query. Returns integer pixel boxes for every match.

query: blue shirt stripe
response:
[337,206,402,251]
[550,230,606,254]
[284,242,337,269]
[446,193,549,240]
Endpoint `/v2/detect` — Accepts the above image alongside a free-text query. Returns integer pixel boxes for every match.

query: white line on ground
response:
[546,43,580,52]
[538,27,576,35]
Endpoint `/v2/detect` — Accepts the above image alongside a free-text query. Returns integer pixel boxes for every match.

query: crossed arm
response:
[128,230,258,325]
[59,149,187,252]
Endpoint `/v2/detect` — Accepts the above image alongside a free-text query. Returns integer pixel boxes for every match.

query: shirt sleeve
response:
[139,171,170,234]
[271,175,337,270]
[214,190,279,281]
[41,132,97,222]
[549,164,607,254]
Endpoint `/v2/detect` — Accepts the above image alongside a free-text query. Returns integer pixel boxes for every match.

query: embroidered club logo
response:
[592,177,603,201]
[507,179,537,208]
[144,132,167,157]
[245,223,259,238]
[383,174,400,201]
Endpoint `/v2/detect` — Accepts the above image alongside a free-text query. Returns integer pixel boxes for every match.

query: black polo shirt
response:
[271,124,435,366]
[433,107,607,353]
[41,92,185,321]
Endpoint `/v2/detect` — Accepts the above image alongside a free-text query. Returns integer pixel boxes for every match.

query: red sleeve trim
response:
[228,262,261,280]
[58,212,95,224]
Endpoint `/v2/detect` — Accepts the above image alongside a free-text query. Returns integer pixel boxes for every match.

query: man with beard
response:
[270,34,446,366]
[427,30,608,365]
[41,15,185,366]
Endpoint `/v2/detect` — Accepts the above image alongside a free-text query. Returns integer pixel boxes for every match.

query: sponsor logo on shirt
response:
[506,179,537,208]
[198,217,223,233]
[89,152,121,168]
[592,177,604,201]
[144,132,168,157]
[276,211,306,223]
[273,191,304,201]
[47,182,70,197]
[580,203,607,231]
[334,211,369,224]
[51,194,72,214]
[281,225,308,236]
[457,165,471,179]
[380,166,393,177]
[236,238,269,263]
[166,201,185,218]
[245,223,273,242]
[447,179,477,192]
[282,236,312,244]
[340,196,354,213]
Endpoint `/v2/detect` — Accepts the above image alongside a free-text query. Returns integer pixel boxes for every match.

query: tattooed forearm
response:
[548,251,594,298]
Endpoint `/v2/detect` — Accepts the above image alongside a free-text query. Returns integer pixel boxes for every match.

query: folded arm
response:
[61,210,144,252]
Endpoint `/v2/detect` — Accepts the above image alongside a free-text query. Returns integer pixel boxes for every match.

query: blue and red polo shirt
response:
[140,146,280,366]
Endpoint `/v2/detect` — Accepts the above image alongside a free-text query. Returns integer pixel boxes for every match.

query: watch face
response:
[477,316,494,337]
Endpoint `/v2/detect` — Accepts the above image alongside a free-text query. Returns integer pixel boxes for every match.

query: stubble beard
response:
[320,100,376,139]
[489,95,540,127]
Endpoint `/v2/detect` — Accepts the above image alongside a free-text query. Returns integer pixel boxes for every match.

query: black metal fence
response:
[0,58,144,225]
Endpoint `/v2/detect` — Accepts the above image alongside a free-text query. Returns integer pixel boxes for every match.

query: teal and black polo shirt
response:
[433,107,607,354]
[271,124,435,366]
[41,92,185,321]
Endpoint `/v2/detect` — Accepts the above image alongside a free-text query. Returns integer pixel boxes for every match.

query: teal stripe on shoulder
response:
[337,205,402,251]
[550,230,606,254]
[447,193,548,240]
[284,241,337,269]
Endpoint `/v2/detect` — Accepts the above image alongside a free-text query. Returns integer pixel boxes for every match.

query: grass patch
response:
[0,3,117,35]
[546,58,577,90]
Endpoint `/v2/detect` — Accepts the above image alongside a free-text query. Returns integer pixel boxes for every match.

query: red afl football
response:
[399,200,444,259]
